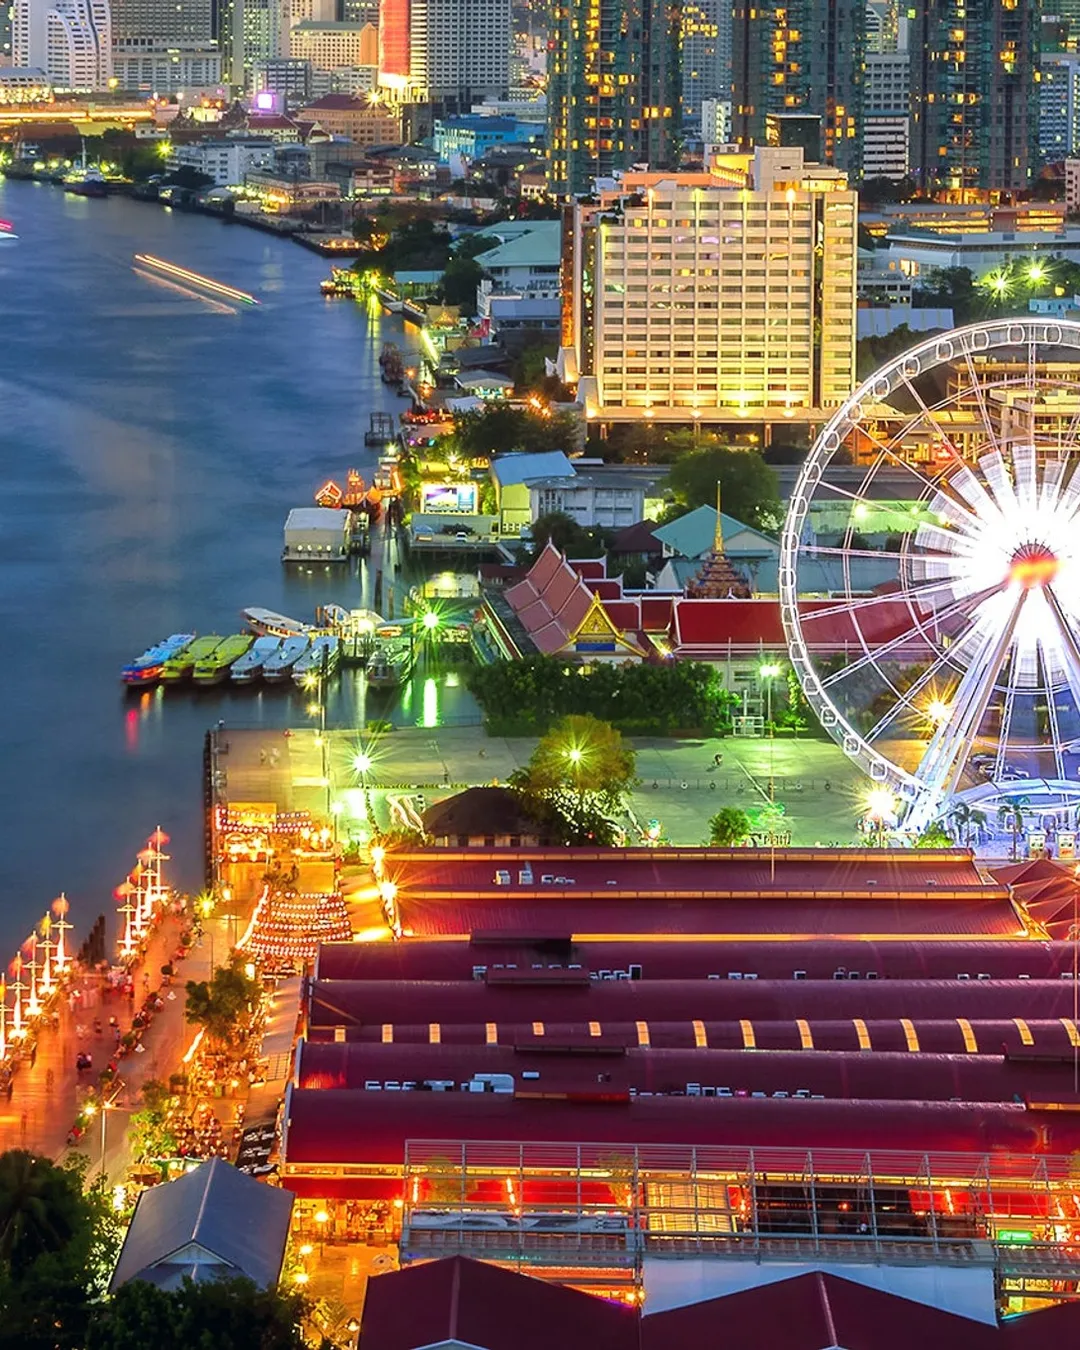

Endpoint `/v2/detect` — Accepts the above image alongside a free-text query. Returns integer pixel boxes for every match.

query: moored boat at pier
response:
[230,635,281,683]
[160,635,225,683]
[193,634,254,685]
[122,633,195,685]
[292,634,340,685]
[263,634,310,681]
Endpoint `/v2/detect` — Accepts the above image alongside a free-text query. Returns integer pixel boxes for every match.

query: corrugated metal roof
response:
[314,938,1074,984]
[281,1090,1076,1164]
[396,895,1020,939]
[307,978,1074,1029]
[109,1159,293,1293]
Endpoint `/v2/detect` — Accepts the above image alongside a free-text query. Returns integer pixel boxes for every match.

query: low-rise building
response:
[527,470,647,532]
[432,114,542,163]
[472,220,561,298]
[885,227,1080,278]
[296,92,401,144]
[252,58,312,106]
[245,171,340,212]
[169,137,274,186]
[0,67,52,104]
[282,507,349,562]
[489,450,576,536]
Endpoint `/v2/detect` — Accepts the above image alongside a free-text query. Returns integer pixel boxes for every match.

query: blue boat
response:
[122,633,195,686]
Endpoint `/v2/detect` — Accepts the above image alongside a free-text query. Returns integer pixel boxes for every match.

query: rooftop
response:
[110,1159,293,1293]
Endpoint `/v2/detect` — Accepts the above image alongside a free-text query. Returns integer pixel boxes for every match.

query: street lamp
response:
[864,787,897,848]
[759,662,781,728]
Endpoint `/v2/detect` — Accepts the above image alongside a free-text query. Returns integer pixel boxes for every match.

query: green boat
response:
[160,635,224,683]
[193,634,254,686]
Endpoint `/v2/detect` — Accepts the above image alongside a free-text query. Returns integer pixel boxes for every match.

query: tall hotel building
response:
[558,147,857,422]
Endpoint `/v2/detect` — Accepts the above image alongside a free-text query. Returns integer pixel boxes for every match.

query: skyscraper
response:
[12,0,112,88]
[376,0,511,116]
[547,0,682,198]
[730,0,864,174]
[910,0,1038,194]
[681,0,730,125]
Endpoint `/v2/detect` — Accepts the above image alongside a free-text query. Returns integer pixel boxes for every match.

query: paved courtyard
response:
[217,725,869,847]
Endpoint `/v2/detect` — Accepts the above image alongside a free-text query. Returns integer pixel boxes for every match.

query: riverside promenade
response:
[0,901,255,1182]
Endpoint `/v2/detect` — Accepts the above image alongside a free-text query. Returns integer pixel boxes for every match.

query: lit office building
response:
[681,0,730,125]
[547,0,681,198]
[558,146,857,423]
[910,0,1038,194]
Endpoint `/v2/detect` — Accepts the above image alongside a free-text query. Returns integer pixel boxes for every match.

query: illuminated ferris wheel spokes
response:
[780,318,1080,830]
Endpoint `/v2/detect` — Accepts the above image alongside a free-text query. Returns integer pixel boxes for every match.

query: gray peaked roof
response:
[109,1158,293,1293]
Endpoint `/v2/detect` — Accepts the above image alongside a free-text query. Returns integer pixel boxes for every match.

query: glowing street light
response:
[1028,261,1046,285]
[566,747,583,765]
[864,787,897,848]
[926,698,950,725]
[422,610,439,632]
[353,752,373,775]
[759,661,782,730]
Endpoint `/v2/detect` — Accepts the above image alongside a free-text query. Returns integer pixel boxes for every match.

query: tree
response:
[86,1276,308,1350]
[915,821,953,848]
[441,256,483,311]
[185,954,261,1050]
[528,511,603,559]
[664,441,781,530]
[998,796,1030,861]
[708,807,752,846]
[948,801,986,848]
[449,405,576,459]
[128,1080,178,1170]
[512,716,637,837]
[0,1152,122,1350]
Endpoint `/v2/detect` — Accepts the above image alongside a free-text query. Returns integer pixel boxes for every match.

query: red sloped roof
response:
[670,596,921,653]
[358,1256,638,1350]
[396,895,1021,940]
[313,937,1074,983]
[570,559,607,579]
[586,580,624,600]
[642,1272,1001,1350]
[639,595,676,630]
[307,978,1070,1030]
[282,1090,1073,1166]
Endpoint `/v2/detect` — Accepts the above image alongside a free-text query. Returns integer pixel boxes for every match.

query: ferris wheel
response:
[779,318,1080,833]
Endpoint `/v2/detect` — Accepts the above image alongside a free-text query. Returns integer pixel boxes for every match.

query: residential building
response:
[559,147,858,424]
[112,46,220,92]
[910,0,1038,194]
[432,113,540,163]
[1069,157,1080,210]
[168,136,275,184]
[377,0,511,117]
[863,114,909,179]
[1040,54,1080,161]
[288,19,376,70]
[681,0,730,124]
[296,90,400,142]
[12,0,111,90]
[310,63,375,96]
[731,0,865,175]
[864,50,909,116]
[701,97,731,152]
[546,0,681,198]
[471,219,561,297]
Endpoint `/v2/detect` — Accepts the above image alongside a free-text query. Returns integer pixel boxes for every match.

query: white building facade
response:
[112,46,220,92]
[169,137,275,185]
[13,0,112,89]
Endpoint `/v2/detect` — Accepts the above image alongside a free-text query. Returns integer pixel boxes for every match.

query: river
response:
[0,182,477,953]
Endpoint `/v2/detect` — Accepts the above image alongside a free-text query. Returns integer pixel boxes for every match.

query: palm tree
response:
[0,1150,81,1273]
[948,802,987,849]
[998,796,1031,861]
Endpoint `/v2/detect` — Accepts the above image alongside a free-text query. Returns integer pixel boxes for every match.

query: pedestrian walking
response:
[5,1080,13,1103]
[29,1044,36,1068]
[19,1113,27,1143]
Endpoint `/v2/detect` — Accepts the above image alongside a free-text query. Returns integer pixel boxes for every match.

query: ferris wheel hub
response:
[1009,543,1059,589]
